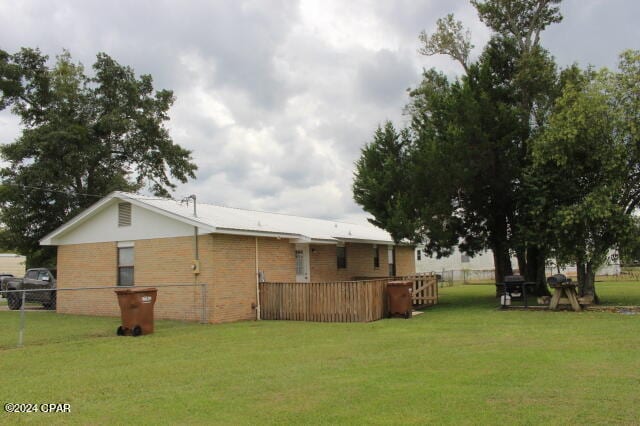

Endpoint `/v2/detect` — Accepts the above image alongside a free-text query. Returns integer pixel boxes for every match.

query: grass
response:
[1,282,640,424]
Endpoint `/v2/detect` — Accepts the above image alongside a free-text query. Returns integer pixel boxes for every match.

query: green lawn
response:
[1,281,639,425]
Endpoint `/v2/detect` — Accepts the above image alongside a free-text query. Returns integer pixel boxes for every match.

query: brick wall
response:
[257,237,296,282]
[395,246,416,276]
[56,235,416,325]
[309,243,391,281]
[57,242,118,317]
[57,237,208,322]
[136,236,209,322]
[209,234,256,323]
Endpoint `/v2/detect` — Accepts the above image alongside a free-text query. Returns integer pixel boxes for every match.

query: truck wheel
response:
[116,326,126,336]
[132,325,142,337]
[7,293,22,310]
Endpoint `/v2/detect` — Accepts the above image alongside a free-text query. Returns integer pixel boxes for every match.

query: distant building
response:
[0,253,26,277]
[415,246,620,280]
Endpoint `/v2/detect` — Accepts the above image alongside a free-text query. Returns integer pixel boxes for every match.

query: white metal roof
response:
[41,191,396,245]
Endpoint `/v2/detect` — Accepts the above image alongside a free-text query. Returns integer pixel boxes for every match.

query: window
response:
[337,246,347,269]
[373,245,380,268]
[26,270,38,279]
[461,254,470,263]
[416,249,422,261]
[118,247,134,286]
[118,202,132,227]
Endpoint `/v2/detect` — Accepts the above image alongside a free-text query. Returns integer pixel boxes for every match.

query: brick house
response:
[40,192,415,323]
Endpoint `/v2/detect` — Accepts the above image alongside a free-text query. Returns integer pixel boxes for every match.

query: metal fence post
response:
[18,290,26,348]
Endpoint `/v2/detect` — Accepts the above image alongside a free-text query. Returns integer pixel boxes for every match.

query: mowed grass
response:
[1,282,639,425]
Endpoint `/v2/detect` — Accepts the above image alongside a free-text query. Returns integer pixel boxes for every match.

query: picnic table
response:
[548,281,581,312]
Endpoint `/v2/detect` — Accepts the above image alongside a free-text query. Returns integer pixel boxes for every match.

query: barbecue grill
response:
[500,275,536,308]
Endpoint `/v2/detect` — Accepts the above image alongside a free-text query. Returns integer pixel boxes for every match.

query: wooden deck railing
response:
[259,274,438,323]
[259,279,387,322]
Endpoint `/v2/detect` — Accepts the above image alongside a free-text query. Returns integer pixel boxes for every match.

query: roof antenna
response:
[181,194,197,217]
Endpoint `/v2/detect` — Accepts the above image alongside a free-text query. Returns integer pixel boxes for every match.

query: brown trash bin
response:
[387,281,413,319]
[114,288,158,336]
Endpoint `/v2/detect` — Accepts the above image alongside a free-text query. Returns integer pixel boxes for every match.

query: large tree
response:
[354,0,561,293]
[0,48,197,266]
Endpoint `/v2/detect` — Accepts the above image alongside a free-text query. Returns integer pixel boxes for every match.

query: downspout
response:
[255,237,261,320]
[186,194,206,323]
[196,225,207,324]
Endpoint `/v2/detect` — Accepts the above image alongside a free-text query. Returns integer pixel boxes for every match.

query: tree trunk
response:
[578,260,600,304]
[491,212,513,284]
[524,246,551,296]
[492,242,513,284]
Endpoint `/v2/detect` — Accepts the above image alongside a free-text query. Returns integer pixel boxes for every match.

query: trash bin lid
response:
[115,287,158,294]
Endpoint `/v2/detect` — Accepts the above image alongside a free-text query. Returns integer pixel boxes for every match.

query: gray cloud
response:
[0,0,639,226]
[357,49,419,105]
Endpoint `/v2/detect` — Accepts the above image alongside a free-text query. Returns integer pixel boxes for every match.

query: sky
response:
[0,0,639,225]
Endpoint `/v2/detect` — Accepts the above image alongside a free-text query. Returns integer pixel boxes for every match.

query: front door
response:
[295,244,310,283]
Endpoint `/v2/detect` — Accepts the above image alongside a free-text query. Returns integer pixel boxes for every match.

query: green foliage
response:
[418,14,473,72]
[472,0,562,53]
[529,52,640,285]
[353,122,416,242]
[0,48,197,266]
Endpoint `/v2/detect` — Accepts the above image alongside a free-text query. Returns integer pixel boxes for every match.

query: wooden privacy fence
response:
[259,279,387,322]
[259,275,438,323]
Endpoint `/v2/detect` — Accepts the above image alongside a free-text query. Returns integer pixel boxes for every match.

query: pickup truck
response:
[2,268,57,310]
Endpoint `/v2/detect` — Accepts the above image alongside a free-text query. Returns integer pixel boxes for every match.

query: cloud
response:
[0,0,639,226]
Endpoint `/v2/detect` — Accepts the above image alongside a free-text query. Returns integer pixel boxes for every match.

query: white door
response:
[295,244,310,283]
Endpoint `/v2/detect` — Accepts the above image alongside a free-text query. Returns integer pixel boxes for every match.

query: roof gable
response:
[40,192,395,246]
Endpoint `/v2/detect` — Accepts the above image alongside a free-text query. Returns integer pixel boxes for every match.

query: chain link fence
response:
[0,283,206,349]
[429,269,497,287]
[432,266,625,287]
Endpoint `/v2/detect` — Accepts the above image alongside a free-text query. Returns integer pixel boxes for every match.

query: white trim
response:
[334,237,399,246]
[289,237,339,244]
[39,192,216,245]
[214,228,301,239]
[117,241,135,248]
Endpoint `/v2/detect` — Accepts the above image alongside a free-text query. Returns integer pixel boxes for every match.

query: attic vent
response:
[118,202,132,227]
